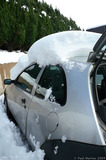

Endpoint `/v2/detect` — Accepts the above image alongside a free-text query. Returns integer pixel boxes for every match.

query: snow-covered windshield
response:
[11,31,101,79]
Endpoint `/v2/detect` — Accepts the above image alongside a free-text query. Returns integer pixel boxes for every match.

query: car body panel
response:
[42,64,105,146]
[6,84,32,134]
[27,95,54,147]
[12,63,105,149]
[5,63,106,146]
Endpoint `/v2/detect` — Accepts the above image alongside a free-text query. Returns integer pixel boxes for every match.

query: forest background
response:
[0,0,80,51]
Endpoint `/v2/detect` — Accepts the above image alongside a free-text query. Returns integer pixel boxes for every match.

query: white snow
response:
[65,61,88,72]
[10,31,101,80]
[54,146,58,155]
[14,0,18,4]
[48,134,51,140]
[61,135,67,143]
[41,11,47,16]
[0,95,45,160]
[33,7,36,11]
[0,50,24,64]
[21,5,29,12]
[44,88,52,100]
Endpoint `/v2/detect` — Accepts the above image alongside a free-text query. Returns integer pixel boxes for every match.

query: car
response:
[4,31,106,159]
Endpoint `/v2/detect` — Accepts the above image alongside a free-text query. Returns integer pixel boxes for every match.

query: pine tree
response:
[0,1,10,48]
[0,0,80,51]
[23,8,38,50]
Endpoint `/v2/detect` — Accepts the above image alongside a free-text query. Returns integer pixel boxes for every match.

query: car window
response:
[96,65,106,101]
[96,68,104,86]
[16,64,41,94]
[35,65,67,106]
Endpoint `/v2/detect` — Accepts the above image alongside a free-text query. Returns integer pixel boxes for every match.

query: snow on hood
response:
[11,31,101,79]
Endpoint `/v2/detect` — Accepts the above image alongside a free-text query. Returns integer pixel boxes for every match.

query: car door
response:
[88,31,106,124]
[7,63,42,134]
[27,65,67,148]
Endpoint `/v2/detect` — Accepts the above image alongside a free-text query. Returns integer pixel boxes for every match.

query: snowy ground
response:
[0,50,24,64]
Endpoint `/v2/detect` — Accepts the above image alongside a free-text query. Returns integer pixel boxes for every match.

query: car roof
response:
[28,31,101,65]
[11,31,101,79]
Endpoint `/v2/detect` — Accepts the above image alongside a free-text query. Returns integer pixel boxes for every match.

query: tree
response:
[0,0,80,51]
[23,8,38,50]
[0,1,10,48]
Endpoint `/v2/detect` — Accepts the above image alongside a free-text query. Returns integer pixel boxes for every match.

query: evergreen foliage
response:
[0,0,80,51]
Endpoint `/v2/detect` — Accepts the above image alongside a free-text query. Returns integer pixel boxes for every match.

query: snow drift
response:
[0,50,24,64]
[10,31,101,79]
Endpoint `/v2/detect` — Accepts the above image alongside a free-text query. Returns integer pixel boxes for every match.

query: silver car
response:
[4,31,106,159]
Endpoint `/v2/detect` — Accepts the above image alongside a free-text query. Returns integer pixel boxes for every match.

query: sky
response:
[40,0,106,30]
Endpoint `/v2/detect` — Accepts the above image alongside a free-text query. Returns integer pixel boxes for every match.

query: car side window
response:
[16,64,41,94]
[96,65,106,101]
[35,65,67,106]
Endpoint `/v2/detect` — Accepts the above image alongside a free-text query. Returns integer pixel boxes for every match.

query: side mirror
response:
[4,79,14,85]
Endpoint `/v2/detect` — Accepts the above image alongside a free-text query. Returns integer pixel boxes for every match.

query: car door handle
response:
[21,98,26,104]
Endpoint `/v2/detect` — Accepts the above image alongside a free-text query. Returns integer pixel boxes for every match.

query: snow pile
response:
[0,50,24,64]
[28,31,100,65]
[0,95,45,160]
[11,31,101,79]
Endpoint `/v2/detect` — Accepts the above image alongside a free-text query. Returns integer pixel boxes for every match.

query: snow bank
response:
[0,95,45,160]
[11,31,101,79]
[0,50,24,64]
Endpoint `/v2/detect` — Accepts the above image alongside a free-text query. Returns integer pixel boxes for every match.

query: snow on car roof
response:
[11,31,101,79]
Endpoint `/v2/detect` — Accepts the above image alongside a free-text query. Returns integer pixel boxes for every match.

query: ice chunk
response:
[54,146,58,155]
[44,88,52,100]
[62,135,67,143]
